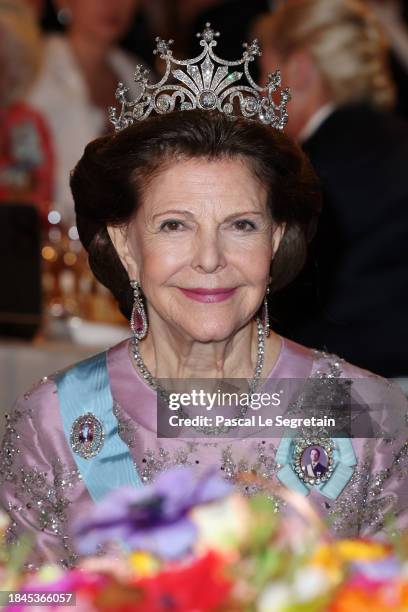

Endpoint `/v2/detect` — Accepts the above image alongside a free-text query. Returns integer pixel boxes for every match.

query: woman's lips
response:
[178,287,237,303]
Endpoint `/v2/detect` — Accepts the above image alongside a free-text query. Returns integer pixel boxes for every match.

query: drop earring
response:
[262,286,270,337]
[130,280,148,341]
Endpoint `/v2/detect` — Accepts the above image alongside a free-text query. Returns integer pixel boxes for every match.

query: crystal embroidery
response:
[113,401,138,448]
[140,444,198,483]
[23,373,58,400]
[0,396,80,569]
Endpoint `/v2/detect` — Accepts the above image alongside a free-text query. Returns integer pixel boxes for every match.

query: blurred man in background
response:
[256,0,408,381]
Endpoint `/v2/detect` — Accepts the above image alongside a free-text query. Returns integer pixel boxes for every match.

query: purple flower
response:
[74,466,232,559]
[350,556,400,582]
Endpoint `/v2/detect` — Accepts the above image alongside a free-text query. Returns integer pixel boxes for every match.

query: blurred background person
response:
[189,0,273,63]
[24,0,46,20]
[0,0,53,220]
[256,0,408,381]
[39,0,273,63]
[369,0,408,119]
[39,0,160,70]
[29,0,144,226]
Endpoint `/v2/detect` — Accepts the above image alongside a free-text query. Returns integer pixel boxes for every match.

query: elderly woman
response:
[1,25,407,569]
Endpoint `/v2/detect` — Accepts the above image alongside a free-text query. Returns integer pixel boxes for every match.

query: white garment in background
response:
[29,35,144,226]
[298,103,336,143]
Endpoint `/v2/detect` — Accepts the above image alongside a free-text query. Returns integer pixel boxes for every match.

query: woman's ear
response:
[107,225,139,279]
[272,223,286,258]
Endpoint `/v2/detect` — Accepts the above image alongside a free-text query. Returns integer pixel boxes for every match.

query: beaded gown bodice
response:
[1,336,407,569]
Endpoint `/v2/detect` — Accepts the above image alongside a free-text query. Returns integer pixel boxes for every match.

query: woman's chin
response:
[178,320,243,343]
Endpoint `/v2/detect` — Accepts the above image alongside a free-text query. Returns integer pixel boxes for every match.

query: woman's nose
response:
[190,227,227,274]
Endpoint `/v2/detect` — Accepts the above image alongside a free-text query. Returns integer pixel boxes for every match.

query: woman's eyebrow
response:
[222,211,264,222]
[152,210,265,221]
[152,209,195,220]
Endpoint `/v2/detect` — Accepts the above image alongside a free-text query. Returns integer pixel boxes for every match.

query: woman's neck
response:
[136,318,281,380]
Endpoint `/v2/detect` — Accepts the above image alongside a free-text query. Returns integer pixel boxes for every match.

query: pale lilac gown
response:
[1,336,407,569]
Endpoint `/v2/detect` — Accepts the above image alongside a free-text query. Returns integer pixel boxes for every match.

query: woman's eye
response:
[160,220,185,232]
[232,219,257,231]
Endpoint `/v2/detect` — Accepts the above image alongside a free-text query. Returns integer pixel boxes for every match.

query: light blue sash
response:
[56,352,143,502]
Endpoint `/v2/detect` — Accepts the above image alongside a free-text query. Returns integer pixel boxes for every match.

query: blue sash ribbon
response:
[56,352,143,502]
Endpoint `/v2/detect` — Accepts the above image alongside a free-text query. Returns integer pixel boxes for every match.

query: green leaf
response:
[251,548,284,589]
[282,594,331,612]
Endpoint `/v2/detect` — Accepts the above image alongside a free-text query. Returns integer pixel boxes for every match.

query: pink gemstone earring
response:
[130,280,148,341]
[262,286,270,337]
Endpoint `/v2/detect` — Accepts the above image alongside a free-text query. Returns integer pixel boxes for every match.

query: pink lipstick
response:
[178,287,237,303]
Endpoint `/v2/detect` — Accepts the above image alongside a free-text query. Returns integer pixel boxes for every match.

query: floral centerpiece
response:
[1,467,408,611]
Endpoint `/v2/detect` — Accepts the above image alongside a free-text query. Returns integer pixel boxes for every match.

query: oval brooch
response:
[70,413,105,459]
[275,436,357,500]
[292,438,335,487]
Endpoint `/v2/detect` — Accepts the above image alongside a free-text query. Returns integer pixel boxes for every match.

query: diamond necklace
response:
[130,317,266,435]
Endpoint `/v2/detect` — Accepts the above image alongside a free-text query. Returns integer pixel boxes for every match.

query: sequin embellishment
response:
[70,413,104,459]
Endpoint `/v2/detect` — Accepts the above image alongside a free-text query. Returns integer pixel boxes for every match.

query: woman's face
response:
[122,157,283,343]
[63,0,138,45]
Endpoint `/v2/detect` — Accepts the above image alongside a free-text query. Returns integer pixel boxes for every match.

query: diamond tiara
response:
[108,23,291,132]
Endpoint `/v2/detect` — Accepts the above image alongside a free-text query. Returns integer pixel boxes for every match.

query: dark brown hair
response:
[70,109,322,319]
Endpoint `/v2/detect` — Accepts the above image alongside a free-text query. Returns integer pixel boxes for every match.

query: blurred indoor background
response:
[1,0,408,424]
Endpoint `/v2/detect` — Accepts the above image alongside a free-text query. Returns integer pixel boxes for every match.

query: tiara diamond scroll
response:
[108,23,291,132]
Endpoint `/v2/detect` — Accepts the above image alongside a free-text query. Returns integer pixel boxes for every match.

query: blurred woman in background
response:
[29,0,145,226]
[256,0,408,383]
[0,0,53,220]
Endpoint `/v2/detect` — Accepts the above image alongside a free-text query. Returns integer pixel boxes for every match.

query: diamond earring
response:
[262,286,270,337]
[130,280,148,341]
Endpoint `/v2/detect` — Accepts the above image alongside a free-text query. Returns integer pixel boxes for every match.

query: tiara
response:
[108,23,291,132]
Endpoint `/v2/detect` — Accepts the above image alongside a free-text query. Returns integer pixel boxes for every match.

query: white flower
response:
[257,582,293,612]
[257,567,329,611]
[291,566,329,601]
[191,493,251,554]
